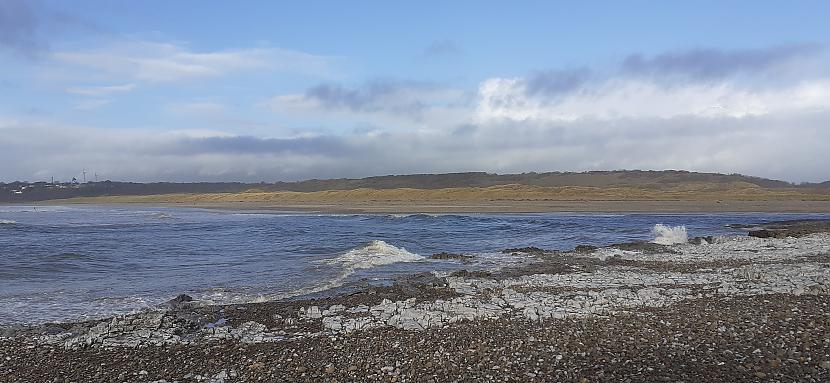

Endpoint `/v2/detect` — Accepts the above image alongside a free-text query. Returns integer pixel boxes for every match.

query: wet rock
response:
[502,246,548,255]
[574,245,598,253]
[164,294,194,308]
[689,236,714,245]
[430,252,474,261]
[610,241,677,254]
[748,229,787,239]
[4,232,830,382]
[746,220,830,238]
[449,269,491,278]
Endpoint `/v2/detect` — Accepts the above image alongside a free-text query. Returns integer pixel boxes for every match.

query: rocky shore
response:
[2,221,830,382]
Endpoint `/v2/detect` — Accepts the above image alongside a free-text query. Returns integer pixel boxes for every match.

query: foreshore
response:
[3,221,830,382]
[29,199,830,213]
[15,182,830,214]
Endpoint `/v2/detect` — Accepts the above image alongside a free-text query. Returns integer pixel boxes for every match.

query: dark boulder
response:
[574,245,598,253]
[611,241,678,254]
[164,294,194,308]
[430,252,474,261]
[746,220,830,238]
[689,236,715,245]
[501,247,547,255]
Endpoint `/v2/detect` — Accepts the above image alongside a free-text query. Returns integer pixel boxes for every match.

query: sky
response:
[1,1,829,183]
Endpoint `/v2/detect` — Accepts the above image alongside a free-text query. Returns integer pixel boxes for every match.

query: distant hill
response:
[264,170,802,191]
[1,170,827,203]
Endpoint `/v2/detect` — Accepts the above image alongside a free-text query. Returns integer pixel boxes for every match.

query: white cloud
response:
[65,83,135,95]
[4,45,830,183]
[52,41,335,82]
[475,77,830,122]
[2,108,829,183]
[264,80,473,131]
[473,45,830,123]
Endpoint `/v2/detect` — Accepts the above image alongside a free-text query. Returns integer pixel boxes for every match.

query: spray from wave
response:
[324,240,424,270]
[651,224,688,245]
[267,240,425,301]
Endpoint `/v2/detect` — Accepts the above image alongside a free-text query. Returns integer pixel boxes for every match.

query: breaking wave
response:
[387,213,441,219]
[324,240,424,270]
[266,240,425,301]
[651,224,688,245]
[147,212,173,220]
[0,220,16,225]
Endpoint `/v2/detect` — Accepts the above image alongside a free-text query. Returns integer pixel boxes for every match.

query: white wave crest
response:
[0,219,16,225]
[263,240,425,302]
[386,213,441,219]
[651,224,688,245]
[148,212,173,220]
[325,240,424,270]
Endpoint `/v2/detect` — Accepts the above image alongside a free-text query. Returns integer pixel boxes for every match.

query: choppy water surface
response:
[1,205,828,324]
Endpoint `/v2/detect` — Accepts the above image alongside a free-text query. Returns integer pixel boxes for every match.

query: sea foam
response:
[651,224,688,245]
[148,212,173,220]
[0,219,16,225]
[267,240,425,302]
[325,240,424,271]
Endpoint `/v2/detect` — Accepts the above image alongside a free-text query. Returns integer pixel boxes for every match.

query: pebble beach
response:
[3,221,830,382]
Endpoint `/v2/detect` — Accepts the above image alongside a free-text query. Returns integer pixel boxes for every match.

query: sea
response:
[1,205,828,325]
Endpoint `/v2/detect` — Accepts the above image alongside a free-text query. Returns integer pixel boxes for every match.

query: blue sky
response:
[1,0,829,182]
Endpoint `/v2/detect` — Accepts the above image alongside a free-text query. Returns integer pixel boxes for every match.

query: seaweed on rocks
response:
[430,252,474,261]
[610,241,679,254]
[501,246,548,256]
[573,244,598,253]
[734,219,830,238]
[689,236,715,245]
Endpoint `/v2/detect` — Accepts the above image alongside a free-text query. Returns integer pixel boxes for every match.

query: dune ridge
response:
[57,182,830,204]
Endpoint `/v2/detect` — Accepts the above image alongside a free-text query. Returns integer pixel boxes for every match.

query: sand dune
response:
[58,182,830,204]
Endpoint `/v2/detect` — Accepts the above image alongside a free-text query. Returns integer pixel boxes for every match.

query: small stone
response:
[325,365,336,374]
[248,362,265,370]
[347,365,358,372]
[297,366,307,373]
[820,361,830,370]
[139,370,148,375]
[754,372,767,378]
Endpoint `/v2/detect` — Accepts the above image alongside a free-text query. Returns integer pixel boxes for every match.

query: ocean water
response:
[1,205,828,325]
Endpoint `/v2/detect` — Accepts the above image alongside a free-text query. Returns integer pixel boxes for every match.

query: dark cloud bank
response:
[2,109,829,183]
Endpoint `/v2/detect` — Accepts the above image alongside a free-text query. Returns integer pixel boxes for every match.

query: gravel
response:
[2,228,830,382]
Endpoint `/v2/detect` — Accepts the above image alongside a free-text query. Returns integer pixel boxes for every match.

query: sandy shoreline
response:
[12,182,829,213]
[3,221,830,382]
[25,199,830,213]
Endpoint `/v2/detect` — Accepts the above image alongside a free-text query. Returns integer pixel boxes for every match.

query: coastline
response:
[6,182,827,214]
[3,221,830,382]
[24,199,830,213]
